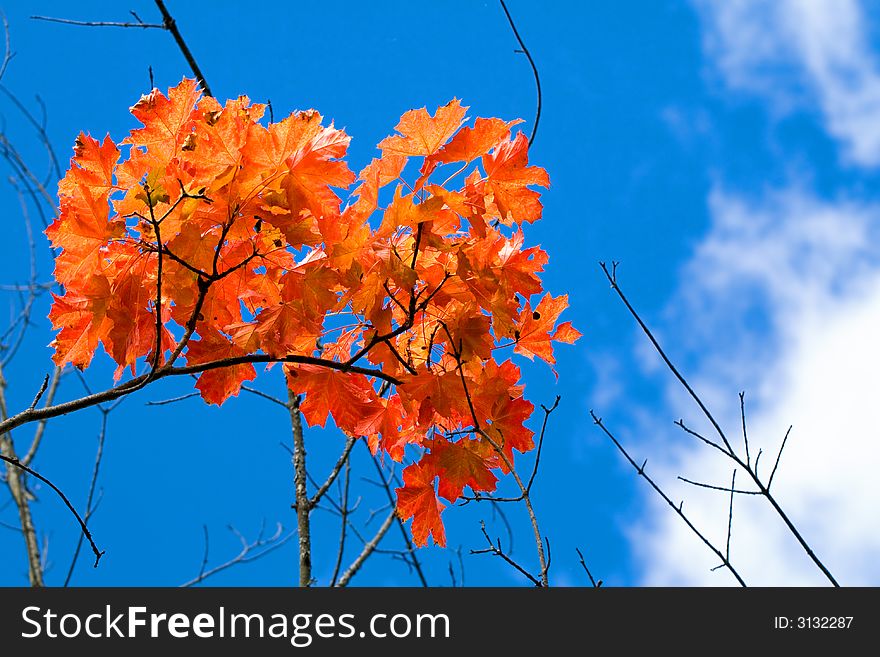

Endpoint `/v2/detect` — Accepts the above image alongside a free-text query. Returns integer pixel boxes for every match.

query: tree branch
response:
[498,0,542,146]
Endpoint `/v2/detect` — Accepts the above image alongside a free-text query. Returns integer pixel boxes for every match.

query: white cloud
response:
[695,0,880,167]
[632,187,880,585]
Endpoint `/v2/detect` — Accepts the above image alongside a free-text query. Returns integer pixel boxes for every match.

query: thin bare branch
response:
[471,520,542,586]
[21,366,62,467]
[329,457,351,587]
[739,391,751,467]
[0,454,103,569]
[31,16,164,29]
[153,1,212,96]
[498,1,542,146]
[335,508,396,587]
[677,476,761,495]
[601,262,839,586]
[369,450,428,586]
[310,436,357,508]
[181,523,293,587]
[575,547,602,587]
[63,407,111,585]
[768,425,793,490]
[591,410,746,586]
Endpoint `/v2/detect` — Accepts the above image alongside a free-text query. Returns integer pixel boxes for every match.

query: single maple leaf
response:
[429,437,498,502]
[432,117,522,166]
[514,293,581,364]
[379,99,468,190]
[123,78,201,162]
[286,364,380,436]
[482,132,549,224]
[396,460,446,547]
[186,330,257,405]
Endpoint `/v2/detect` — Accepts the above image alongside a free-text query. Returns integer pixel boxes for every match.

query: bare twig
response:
[369,450,428,586]
[768,425,792,491]
[180,523,293,587]
[526,395,559,493]
[335,508,396,587]
[601,262,839,586]
[575,547,602,587]
[310,436,357,508]
[498,0,542,146]
[677,476,761,495]
[31,16,164,29]
[329,458,351,587]
[0,453,103,569]
[32,2,212,96]
[739,392,751,467]
[471,520,542,586]
[63,405,113,585]
[591,410,746,586]
[153,1,212,96]
[21,366,61,467]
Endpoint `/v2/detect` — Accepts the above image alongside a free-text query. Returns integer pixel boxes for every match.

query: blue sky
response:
[1,0,877,587]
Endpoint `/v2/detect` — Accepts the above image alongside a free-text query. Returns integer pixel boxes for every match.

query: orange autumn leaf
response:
[482,132,550,224]
[396,461,446,547]
[514,293,581,364]
[47,80,579,550]
[379,99,468,190]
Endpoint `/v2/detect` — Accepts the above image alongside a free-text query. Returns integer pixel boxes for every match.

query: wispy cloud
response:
[695,0,880,167]
[631,186,880,585]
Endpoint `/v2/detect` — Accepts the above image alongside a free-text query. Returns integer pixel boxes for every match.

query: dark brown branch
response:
[498,0,542,146]
[739,391,751,467]
[471,520,542,586]
[768,425,792,490]
[369,451,428,586]
[329,457,351,587]
[63,405,112,585]
[21,367,62,468]
[310,436,357,508]
[0,354,401,440]
[678,475,760,495]
[153,1,212,97]
[575,547,602,587]
[602,262,839,586]
[591,410,746,586]
[0,454,103,569]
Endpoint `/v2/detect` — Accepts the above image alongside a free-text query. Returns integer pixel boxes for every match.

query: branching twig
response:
[590,410,746,586]
[575,547,602,587]
[600,262,839,586]
[471,520,542,586]
[180,523,293,587]
[335,508,396,587]
[369,450,428,586]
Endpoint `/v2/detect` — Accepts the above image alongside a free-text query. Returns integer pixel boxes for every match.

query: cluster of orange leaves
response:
[47,78,579,546]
